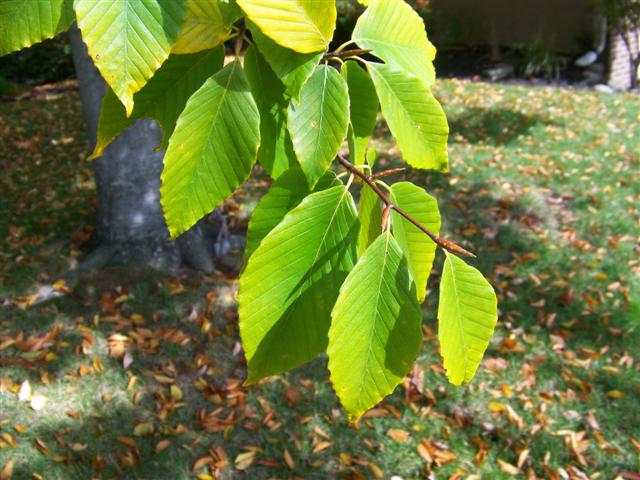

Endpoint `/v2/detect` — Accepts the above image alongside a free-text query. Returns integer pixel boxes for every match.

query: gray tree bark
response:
[68,26,224,274]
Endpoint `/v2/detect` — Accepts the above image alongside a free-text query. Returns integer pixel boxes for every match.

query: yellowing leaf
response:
[172,0,230,54]
[133,422,155,437]
[234,451,256,470]
[237,0,335,53]
[74,0,186,115]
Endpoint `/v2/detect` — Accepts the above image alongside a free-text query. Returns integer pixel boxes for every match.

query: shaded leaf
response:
[250,24,322,99]
[342,61,378,165]
[357,185,382,257]
[172,0,231,54]
[93,47,225,158]
[244,44,296,178]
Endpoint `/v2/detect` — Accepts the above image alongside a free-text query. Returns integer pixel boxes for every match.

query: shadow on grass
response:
[448,107,553,145]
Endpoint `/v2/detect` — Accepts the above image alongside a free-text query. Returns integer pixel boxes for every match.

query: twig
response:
[337,154,475,257]
[370,167,405,180]
[323,48,371,60]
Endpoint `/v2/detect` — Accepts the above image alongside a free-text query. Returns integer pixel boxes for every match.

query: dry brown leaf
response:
[283,449,295,470]
[0,459,14,480]
[155,439,171,453]
[34,438,48,456]
[387,428,410,443]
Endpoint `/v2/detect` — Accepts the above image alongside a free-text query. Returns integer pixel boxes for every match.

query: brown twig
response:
[323,48,371,60]
[370,167,406,180]
[337,154,475,258]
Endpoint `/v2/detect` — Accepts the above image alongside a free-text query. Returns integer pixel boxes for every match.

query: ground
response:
[0,79,639,479]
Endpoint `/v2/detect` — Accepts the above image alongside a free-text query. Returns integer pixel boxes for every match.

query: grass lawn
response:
[0,79,639,479]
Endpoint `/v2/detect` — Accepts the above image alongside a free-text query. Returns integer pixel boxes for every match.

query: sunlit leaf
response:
[288,65,349,186]
[161,61,260,238]
[438,252,498,386]
[0,0,74,55]
[328,231,422,419]
[368,62,448,171]
[244,167,340,263]
[74,0,186,115]
[237,0,336,53]
[239,185,358,383]
[390,182,440,302]
[353,0,436,86]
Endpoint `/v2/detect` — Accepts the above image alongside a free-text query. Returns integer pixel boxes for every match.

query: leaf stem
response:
[337,154,475,257]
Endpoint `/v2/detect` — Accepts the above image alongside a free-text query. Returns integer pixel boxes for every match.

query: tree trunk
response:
[68,26,224,274]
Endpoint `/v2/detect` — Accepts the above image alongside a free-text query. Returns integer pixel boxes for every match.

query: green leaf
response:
[172,0,231,54]
[219,0,242,24]
[438,253,498,386]
[368,62,448,171]
[244,44,296,178]
[92,47,225,159]
[161,61,260,238]
[390,182,440,303]
[328,231,422,419]
[239,185,359,383]
[74,0,186,115]
[288,65,349,187]
[357,186,382,257]
[353,0,436,86]
[244,167,340,263]
[250,25,322,99]
[342,61,378,166]
[237,0,336,53]
[0,0,75,55]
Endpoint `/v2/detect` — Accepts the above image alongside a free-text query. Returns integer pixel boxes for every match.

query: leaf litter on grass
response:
[0,79,639,479]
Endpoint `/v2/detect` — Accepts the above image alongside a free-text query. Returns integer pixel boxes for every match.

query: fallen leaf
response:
[235,451,256,470]
[497,458,522,475]
[133,422,154,437]
[29,395,47,411]
[17,381,31,401]
[0,459,14,480]
[155,439,171,453]
[283,449,295,470]
[387,428,410,442]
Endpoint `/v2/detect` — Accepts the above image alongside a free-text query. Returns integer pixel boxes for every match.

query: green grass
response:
[1,79,639,479]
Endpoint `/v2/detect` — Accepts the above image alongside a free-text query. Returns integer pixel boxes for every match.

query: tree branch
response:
[324,48,371,60]
[337,154,476,257]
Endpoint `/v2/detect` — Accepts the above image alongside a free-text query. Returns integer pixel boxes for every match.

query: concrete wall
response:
[429,0,596,53]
